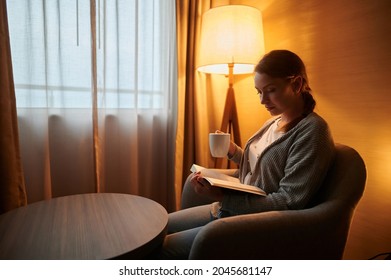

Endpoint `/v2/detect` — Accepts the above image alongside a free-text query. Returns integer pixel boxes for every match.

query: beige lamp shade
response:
[197,5,265,75]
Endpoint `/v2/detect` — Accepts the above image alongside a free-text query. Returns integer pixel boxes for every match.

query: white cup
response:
[209,133,230,158]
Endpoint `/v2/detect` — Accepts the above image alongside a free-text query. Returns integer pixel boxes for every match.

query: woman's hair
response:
[254,50,316,132]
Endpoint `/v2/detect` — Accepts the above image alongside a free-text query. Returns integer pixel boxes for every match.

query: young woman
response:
[157,50,335,259]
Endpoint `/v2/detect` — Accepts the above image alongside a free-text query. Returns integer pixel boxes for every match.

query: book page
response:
[203,177,266,196]
[190,164,239,183]
[190,164,266,196]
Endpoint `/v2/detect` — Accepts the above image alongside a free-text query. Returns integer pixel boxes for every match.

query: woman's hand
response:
[190,172,224,201]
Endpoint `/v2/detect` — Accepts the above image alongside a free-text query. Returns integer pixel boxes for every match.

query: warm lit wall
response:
[211,0,391,259]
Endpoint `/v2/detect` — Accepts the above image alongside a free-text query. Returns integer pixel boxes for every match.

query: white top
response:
[244,118,284,185]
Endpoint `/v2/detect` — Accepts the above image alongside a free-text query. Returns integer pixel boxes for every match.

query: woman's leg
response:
[157,204,214,259]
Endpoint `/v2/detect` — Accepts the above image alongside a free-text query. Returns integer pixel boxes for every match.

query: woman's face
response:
[254,72,299,116]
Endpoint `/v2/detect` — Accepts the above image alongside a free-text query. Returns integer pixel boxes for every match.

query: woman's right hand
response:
[215,130,236,156]
[190,172,224,201]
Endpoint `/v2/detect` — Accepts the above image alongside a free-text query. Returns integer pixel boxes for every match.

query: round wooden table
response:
[0,193,168,259]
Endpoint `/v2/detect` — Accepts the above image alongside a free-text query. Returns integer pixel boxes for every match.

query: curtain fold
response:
[90,0,101,193]
[7,0,176,210]
[0,0,27,214]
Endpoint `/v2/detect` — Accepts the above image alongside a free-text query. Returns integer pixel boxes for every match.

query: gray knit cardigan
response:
[216,112,335,217]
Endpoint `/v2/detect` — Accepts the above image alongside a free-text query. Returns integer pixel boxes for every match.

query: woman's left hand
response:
[190,172,224,201]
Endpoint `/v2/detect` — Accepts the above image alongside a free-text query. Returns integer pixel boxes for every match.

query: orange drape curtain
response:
[0,0,27,214]
[175,0,215,209]
[175,0,197,209]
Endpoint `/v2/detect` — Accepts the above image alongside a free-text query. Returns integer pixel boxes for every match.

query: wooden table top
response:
[0,193,168,259]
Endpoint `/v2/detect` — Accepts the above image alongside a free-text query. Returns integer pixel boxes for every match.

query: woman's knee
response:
[167,204,213,234]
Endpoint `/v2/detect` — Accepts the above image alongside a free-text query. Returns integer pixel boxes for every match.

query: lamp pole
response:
[215,63,242,168]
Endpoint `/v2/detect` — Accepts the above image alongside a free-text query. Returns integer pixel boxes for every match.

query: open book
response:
[190,164,266,196]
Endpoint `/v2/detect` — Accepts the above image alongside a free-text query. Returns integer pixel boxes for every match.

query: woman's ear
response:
[292,76,303,94]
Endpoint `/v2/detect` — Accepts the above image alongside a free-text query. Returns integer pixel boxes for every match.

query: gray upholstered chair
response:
[181,144,366,259]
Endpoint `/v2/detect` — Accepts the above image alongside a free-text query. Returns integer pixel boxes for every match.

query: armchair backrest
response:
[308,143,366,209]
[188,144,366,259]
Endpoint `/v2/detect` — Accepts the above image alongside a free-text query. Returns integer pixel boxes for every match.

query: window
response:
[7,0,174,109]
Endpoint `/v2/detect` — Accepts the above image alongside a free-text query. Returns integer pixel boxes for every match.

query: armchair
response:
[181,144,366,259]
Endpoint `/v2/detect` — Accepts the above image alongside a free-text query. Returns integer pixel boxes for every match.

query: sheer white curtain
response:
[7,0,177,210]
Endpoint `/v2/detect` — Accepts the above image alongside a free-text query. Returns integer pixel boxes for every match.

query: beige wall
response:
[211,0,391,259]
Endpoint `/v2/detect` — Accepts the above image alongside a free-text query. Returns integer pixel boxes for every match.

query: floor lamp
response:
[197,5,265,168]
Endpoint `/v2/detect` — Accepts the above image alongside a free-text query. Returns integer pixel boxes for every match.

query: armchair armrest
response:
[189,202,351,260]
